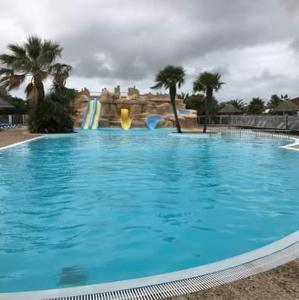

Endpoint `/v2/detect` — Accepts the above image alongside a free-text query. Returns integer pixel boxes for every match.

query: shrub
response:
[29,88,77,133]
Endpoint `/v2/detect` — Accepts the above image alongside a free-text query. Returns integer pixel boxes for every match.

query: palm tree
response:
[50,63,72,90]
[227,99,245,111]
[193,72,224,133]
[152,65,185,133]
[247,97,265,114]
[0,36,62,104]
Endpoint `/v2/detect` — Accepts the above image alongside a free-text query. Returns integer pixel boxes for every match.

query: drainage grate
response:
[43,241,299,300]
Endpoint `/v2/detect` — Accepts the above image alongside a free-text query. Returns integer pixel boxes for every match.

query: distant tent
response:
[0,97,14,110]
[273,101,299,113]
[218,103,241,114]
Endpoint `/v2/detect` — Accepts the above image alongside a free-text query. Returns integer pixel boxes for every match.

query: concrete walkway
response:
[169,259,299,299]
[0,127,41,148]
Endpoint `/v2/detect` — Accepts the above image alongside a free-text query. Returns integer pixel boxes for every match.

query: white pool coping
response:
[281,136,299,151]
[0,130,298,300]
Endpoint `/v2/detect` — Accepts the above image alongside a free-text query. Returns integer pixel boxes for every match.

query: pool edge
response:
[0,135,45,151]
[282,136,299,151]
[1,230,299,300]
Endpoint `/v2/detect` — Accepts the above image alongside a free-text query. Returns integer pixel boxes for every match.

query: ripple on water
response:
[0,130,298,292]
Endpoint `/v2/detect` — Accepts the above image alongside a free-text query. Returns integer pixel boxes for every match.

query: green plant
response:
[29,88,77,133]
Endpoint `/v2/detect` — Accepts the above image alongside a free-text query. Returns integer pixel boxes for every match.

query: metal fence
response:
[198,115,299,131]
[219,128,292,140]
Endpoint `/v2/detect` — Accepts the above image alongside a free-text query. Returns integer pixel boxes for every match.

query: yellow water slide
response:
[91,101,101,129]
[82,100,95,129]
[120,108,132,130]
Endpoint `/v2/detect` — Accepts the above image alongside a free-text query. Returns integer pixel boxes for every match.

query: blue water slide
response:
[179,108,191,115]
[146,115,162,130]
[81,99,90,128]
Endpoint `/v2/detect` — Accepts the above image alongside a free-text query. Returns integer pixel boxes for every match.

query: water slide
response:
[81,99,101,129]
[120,108,132,130]
[91,101,101,129]
[179,108,191,115]
[145,109,195,130]
[146,115,162,130]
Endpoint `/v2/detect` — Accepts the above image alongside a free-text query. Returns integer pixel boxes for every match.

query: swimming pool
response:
[0,129,298,293]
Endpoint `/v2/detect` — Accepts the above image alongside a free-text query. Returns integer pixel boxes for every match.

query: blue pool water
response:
[0,129,298,292]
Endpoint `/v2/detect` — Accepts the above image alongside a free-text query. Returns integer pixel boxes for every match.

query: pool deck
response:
[169,260,299,300]
[0,127,298,299]
[0,127,41,148]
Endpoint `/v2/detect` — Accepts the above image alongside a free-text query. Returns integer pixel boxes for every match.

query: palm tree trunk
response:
[197,109,200,127]
[170,85,182,133]
[203,97,208,133]
[34,77,45,103]
[203,87,213,133]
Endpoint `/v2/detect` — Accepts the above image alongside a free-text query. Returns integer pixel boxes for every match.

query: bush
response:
[29,88,77,133]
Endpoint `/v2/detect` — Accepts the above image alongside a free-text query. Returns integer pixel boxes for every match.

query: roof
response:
[218,103,241,114]
[274,100,299,112]
[291,97,299,107]
[0,97,14,109]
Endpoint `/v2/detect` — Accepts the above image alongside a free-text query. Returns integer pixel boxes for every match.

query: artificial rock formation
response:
[75,86,197,128]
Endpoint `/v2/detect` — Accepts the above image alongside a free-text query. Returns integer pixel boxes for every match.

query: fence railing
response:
[198,115,299,131]
[219,128,292,140]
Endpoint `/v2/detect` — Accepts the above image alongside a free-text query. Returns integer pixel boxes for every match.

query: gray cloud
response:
[1,0,299,101]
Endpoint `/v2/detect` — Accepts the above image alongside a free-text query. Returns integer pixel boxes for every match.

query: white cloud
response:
[1,0,299,102]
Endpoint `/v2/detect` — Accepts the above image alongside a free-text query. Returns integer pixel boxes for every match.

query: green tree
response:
[50,63,72,90]
[29,62,77,133]
[185,93,220,125]
[193,72,224,133]
[281,94,289,101]
[152,65,185,133]
[267,94,282,110]
[29,88,77,133]
[0,36,62,104]
[267,94,289,112]
[227,99,245,112]
[247,97,265,114]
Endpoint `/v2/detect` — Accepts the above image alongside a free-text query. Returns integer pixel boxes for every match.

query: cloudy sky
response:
[1,0,299,102]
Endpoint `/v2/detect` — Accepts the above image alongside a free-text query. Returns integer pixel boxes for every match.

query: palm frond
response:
[8,74,26,90]
[25,36,42,60]
[152,65,185,90]
[40,40,62,65]
[0,73,26,91]
[194,72,224,93]
[0,68,14,75]
[8,44,26,57]
[0,54,16,66]
[151,82,163,89]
